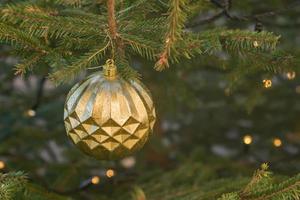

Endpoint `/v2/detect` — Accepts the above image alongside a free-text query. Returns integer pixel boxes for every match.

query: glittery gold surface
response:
[64,70,156,160]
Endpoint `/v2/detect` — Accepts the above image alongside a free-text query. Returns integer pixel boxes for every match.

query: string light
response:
[0,161,5,169]
[26,109,36,117]
[286,71,296,80]
[91,176,100,185]
[106,169,115,178]
[120,156,136,169]
[273,138,282,147]
[243,135,253,145]
[263,79,272,88]
[253,41,259,47]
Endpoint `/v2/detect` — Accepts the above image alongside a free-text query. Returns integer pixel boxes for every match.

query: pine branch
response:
[105,0,140,80]
[59,8,106,21]
[247,174,300,200]
[219,164,300,200]
[115,52,141,80]
[52,0,82,7]
[117,0,162,20]
[240,163,272,197]
[14,53,45,75]
[155,0,188,71]
[57,35,103,51]
[0,22,48,53]
[0,172,27,200]
[107,0,117,40]
[186,0,215,21]
[120,17,166,40]
[225,51,295,88]
[0,4,106,40]
[50,41,110,83]
[120,33,158,60]
[0,172,71,200]
[195,29,280,55]
[119,17,166,60]
[153,29,280,66]
[219,30,280,53]
[218,193,240,200]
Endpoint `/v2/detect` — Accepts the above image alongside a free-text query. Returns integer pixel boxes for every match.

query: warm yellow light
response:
[273,138,282,147]
[263,79,272,88]
[253,41,259,47]
[286,71,296,80]
[0,161,5,169]
[106,169,115,178]
[243,135,253,145]
[91,176,100,185]
[121,156,136,169]
[26,109,36,117]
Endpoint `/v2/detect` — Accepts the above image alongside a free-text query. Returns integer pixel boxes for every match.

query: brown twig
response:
[107,0,117,39]
[106,0,126,60]
[187,0,300,28]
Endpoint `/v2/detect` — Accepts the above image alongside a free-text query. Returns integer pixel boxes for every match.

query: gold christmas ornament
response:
[64,60,156,160]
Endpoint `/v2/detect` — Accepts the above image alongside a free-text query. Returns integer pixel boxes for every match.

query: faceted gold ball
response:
[64,72,156,160]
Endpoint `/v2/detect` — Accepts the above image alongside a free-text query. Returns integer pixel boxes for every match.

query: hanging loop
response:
[103,59,117,80]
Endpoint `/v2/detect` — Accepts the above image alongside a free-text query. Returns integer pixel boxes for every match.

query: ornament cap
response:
[103,59,117,80]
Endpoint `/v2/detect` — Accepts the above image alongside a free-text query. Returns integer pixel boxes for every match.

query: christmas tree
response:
[1,0,300,199]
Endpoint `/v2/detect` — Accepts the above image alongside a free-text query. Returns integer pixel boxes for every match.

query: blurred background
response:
[0,0,300,199]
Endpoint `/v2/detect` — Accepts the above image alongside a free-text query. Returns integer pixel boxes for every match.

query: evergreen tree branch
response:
[0,172,71,200]
[219,30,280,53]
[106,0,140,80]
[240,163,272,197]
[14,53,45,75]
[50,41,110,83]
[0,22,48,53]
[219,164,300,200]
[120,33,158,60]
[57,35,103,50]
[107,0,117,40]
[0,5,106,40]
[53,0,82,7]
[0,172,27,200]
[157,29,280,65]
[155,0,188,71]
[247,175,300,200]
[186,0,300,28]
[115,52,141,80]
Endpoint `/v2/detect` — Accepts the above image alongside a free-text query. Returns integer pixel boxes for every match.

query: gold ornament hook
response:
[103,59,117,80]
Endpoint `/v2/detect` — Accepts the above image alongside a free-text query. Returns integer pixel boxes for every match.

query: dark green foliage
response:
[1,0,300,200]
[0,172,27,200]
[2,164,300,200]
[0,0,292,83]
